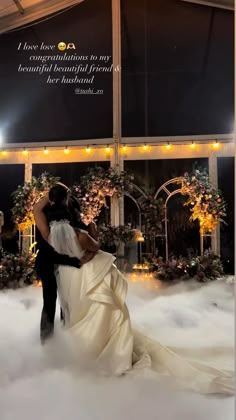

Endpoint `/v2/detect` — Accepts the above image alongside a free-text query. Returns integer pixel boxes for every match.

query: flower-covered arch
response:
[71,167,134,224]
[181,168,226,234]
[12,173,60,231]
[154,168,226,259]
[11,167,226,259]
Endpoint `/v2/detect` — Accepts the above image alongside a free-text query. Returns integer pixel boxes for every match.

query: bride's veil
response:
[49,220,82,259]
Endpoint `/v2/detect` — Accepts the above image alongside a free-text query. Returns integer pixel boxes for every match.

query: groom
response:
[34,183,89,343]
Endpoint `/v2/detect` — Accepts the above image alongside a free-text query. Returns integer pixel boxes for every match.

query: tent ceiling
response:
[0,0,233,34]
[180,0,234,10]
[0,0,84,34]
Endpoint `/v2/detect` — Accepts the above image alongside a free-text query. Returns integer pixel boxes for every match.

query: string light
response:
[0,141,227,158]
[64,146,70,154]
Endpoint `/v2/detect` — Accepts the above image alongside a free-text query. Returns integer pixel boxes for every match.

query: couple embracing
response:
[33,183,234,395]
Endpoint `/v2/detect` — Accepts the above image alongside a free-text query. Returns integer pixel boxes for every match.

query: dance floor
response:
[0,276,234,420]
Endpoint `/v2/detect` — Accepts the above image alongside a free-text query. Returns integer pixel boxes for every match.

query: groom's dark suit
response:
[35,230,81,341]
[35,202,88,343]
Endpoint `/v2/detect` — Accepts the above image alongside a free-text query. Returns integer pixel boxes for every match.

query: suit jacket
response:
[34,203,87,277]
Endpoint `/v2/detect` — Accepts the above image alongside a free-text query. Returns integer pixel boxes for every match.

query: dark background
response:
[0,164,24,253]
[124,158,209,257]
[218,157,235,271]
[32,161,110,185]
[0,0,233,142]
[0,0,113,142]
[121,0,234,137]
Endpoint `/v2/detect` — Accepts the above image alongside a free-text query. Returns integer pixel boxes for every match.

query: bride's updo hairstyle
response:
[47,184,73,224]
[47,204,72,225]
[48,183,87,231]
[49,184,68,205]
[67,194,82,228]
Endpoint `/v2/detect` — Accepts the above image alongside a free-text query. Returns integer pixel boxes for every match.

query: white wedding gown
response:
[49,221,234,395]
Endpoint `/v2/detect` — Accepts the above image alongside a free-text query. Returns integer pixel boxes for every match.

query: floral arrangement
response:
[150,252,224,282]
[12,172,60,230]
[181,168,227,233]
[98,224,136,248]
[0,251,37,289]
[72,167,134,224]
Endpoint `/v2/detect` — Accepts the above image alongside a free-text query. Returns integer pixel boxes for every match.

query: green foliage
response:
[150,252,224,282]
[11,172,60,227]
[98,224,136,247]
[137,190,164,237]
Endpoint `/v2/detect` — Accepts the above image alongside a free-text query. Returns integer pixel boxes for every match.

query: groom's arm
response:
[52,249,81,269]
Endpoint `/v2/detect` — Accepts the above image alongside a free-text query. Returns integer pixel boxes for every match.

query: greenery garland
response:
[137,190,164,238]
[98,224,136,248]
[11,173,60,230]
[181,168,227,233]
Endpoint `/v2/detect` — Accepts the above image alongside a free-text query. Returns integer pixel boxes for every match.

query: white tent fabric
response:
[180,0,234,10]
[0,0,85,34]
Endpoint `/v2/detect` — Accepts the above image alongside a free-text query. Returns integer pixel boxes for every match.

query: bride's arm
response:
[77,230,99,252]
[33,195,50,241]
[87,222,98,240]
[77,231,100,264]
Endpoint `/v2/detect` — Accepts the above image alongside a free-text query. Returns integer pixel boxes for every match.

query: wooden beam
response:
[13,0,24,15]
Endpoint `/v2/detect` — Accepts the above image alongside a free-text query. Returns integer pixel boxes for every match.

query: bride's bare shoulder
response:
[75,228,99,252]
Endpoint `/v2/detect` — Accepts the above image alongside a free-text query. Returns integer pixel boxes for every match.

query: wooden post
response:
[111,0,122,226]
[111,0,125,270]
[208,153,220,255]
[21,159,33,254]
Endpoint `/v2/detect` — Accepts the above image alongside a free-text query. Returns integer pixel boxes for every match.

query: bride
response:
[34,192,234,395]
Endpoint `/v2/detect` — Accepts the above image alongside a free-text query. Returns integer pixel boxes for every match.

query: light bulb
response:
[213,141,219,148]
[166,143,171,150]
[64,146,70,154]
[143,144,148,151]
[22,148,28,155]
[86,146,91,153]
[190,142,196,148]
[43,147,49,155]
[1,150,7,156]
[106,145,111,152]
[122,145,127,152]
